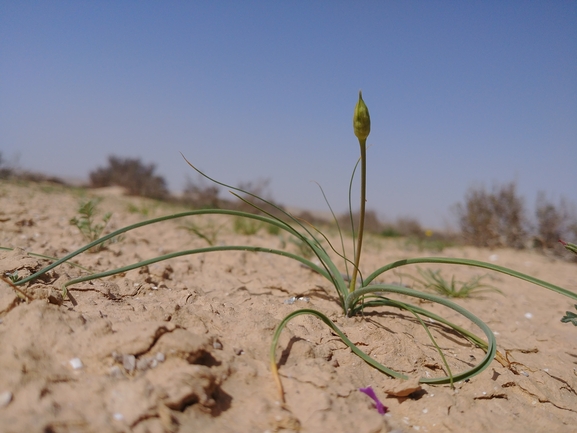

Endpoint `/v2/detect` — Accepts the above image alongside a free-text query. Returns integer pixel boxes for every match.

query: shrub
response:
[534,193,577,252]
[0,152,13,180]
[89,156,169,200]
[340,209,384,234]
[181,175,221,208]
[454,182,528,249]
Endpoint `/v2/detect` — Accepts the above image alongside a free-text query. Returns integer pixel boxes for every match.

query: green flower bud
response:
[353,90,371,141]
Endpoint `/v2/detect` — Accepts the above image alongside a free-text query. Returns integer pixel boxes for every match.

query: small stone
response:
[109,366,123,378]
[382,377,422,397]
[69,358,83,370]
[155,352,165,362]
[123,354,136,372]
[0,391,12,407]
[213,341,223,350]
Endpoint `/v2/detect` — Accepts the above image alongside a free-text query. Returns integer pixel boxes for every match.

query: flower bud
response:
[353,90,371,141]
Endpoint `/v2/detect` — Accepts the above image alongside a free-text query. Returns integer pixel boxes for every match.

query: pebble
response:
[69,358,83,370]
[0,391,12,407]
[109,366,123,378]
[123,355,136,372]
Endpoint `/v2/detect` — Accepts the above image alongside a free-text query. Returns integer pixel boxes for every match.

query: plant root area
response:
[1,182,576,433]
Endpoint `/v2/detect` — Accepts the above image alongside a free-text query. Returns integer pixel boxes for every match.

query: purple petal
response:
[359,386,388,414]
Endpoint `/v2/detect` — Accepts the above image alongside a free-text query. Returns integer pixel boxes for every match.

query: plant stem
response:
[350,138,366,292]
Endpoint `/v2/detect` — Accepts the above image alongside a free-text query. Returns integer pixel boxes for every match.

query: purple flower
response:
[359,386,388,414]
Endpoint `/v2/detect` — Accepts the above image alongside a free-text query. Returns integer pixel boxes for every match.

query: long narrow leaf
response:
[62,245,331,295]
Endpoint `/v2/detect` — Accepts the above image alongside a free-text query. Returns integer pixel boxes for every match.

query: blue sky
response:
[1,1,576,228]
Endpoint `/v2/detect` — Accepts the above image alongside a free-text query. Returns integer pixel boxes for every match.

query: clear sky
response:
[2,1,576,229]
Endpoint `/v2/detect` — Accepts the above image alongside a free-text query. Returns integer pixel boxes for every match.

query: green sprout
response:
[6,93,577,405]
[561,305,577,326]
[69,199,115,252]
[6,271,22,284]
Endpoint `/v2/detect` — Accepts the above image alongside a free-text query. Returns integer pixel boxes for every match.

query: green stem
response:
[350,139,367,292]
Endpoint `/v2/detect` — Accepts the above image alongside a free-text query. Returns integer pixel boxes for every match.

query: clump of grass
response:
[179,219,226,246]
[8,92,577,406]
[404,267,502,298]
[126,201,158,217]
[233,216,262,235]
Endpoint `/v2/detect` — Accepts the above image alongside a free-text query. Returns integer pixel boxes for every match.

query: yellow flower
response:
[353,90,371,141]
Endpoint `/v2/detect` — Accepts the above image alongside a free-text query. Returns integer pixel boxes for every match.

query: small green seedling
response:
[561,305,577,326]
[404,267,502,298]
[5,271,22,284]
[69,199,114,252]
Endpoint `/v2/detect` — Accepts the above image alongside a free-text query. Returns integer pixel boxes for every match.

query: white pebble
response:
[524,313,533,319]
[69,358,83,369]
[113,413,124,421]
[123,355,136,372]
[109,366,123,378]
[0,391,12,407]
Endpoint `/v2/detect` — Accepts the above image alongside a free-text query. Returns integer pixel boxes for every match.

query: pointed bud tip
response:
[353,91,371,141]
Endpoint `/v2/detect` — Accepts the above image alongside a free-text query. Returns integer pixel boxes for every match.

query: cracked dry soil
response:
[1,182,577,433]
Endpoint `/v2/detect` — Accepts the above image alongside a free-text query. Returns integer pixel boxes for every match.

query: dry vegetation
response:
[2,151,576,259]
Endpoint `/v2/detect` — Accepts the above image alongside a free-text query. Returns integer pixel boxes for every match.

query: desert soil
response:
[1,181,576,433]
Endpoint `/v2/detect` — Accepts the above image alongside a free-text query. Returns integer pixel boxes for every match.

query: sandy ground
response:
[1,181,576,433]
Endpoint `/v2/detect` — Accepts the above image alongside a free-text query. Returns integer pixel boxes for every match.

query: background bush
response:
[180,175,221,209]
[89,156,169,200]
[534,192,577,252]
[454,182,528,249]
